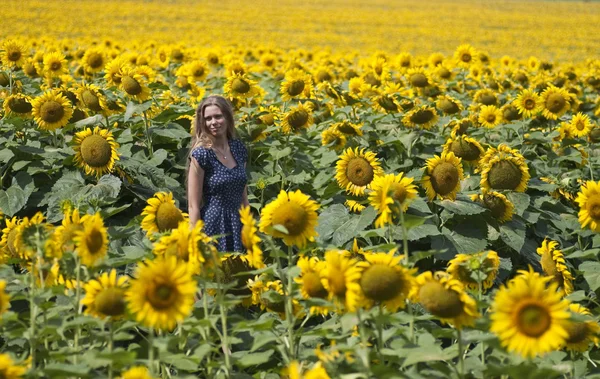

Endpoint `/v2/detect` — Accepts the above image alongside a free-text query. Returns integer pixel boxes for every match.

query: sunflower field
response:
[2,0,600,378]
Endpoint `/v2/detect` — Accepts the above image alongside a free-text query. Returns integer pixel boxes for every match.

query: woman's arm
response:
[242,162,250,208]
[188,157,204,227]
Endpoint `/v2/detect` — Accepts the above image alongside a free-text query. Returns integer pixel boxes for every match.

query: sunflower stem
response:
[143,110,154,158]
[218,301,231,377]
[588,144,594,181]
[108,322,114,379]
[74,255,81,364]
[399,209,409,266]
[148,328,156,375]
[29,255,37,371]
[457,329,465,378]
[478,280,485,365]
[376,304,385,363]
[407,301,415,344]
[286,244,296,360]
[356,308,371,372]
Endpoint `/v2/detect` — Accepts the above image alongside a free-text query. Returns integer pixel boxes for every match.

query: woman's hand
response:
[188,157,204,227]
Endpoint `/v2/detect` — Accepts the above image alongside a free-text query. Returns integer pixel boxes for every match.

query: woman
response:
[187,95,249,252]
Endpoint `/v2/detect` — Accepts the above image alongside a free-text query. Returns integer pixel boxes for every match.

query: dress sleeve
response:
[191,147,209,170]
[235,139,248,165]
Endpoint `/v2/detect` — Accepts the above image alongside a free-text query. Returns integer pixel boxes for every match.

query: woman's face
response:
[203,105,227,139]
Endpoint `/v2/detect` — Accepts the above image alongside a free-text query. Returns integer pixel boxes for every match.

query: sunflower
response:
[22,58,39,78]
[295,256,330,315]
[73,126,120,178]
[568,112,594,138]
[412,271,479,329]
[563,303,600,352]
[357,250,415,312]
[104,58,131,87]
[182,60,209,83]
[436,95,463,115]
[0,217,21,259]
[239,206,264,269]
[280,68,313,101]
[345,200,366,213]
[153,221,203,275]
[576,181,600,232]
[406,67,432,88]
[422,152,464,201]
[514,89,543,118]
[259,189,319,248]
[478,105,503,128]
[119,68,151,102]
[537,239,574,296]
[81,47,106,74]
[81,269,128,319]
[480,154,530,193]
[286,361,330,379]
[1,40,27,68]
[141,192,187,238]
[0,280,10,315]
[2,93,33,118]
[335,147,384,196]
[501,104,522,123]
[73,213,108,267]
[126,256,196,330]
[52,208,85,256]
[321,250,361,312]
[223,72,262,102]
[446,251,500,291]
[31,90,73,131]
[42,51,68,78]
[402,105,439,130]
[119,366,156,379]
[281,102,314,134]
[13,212,49,260]
[540,85,571,120]
[454,44,479,68]
[321,127,347,151]
[333,120,363,136]
[489,269,570,358]
[471,190,514,223]
[442,135,484,165]
[371,92,401,114]
[369,173,418,228]
[0,353,27,378]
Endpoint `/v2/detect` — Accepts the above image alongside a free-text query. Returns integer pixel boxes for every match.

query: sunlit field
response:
[1,0,600,378]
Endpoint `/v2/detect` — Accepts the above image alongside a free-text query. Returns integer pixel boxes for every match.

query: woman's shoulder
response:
[192,145,211,155]
[231,138,247,150]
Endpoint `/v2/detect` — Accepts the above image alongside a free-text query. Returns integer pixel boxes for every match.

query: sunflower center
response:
[288,80,305,96]
[378,96,398,111]
[87,52,104,69]
[82,90,102,112]
[360,264,403,302]
[410,73,429,87]
[50,61,62,71]
[303,272,328,298]
[410,109,435,125]
[85,228,105,255]
[587,201,600,220]
[40,100,65,123]
[439,99,459,114]
[288,110,309,129]
[565,322,589,344]
[438,67,451,78]
[328,267,347,297]
[388,182,408,205]
[94,287,126,316]
[575,121,585,131]
[231,78,250,94]
[460,53,472,63]
[193,68,205,77]
[516,304,551,337]
[80,134,112,168]
[430,162,459,196]
[418,281,463,318]
[479,94,497,106]
[524,98,536,110]
[270,201,308,236]
[8,97,32,114]
[259,114,274,126]
[8,50,21,61]
[155,202,184,232]
[451,140,480,161]
[488,160,523,190]
[148,283,177,309]
[486,113,497,123]
[24,63,38,76]
[483,194,507,219]
[346,157,375,187]
[337,122,357,135]
[503,106,521,121]
[546,93,566,113]
[122,76,142,95]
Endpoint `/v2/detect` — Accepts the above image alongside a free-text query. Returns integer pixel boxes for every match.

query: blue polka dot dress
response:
[191,139,248,252]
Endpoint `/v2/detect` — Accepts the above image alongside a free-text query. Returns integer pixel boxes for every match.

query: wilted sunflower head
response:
[403,105,438,129]
[422,152,464,200]
[482,155,530,192]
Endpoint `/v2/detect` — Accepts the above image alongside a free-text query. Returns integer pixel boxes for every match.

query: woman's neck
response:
[211,135,228,149]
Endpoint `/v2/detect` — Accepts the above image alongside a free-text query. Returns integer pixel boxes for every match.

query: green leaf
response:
[124,100,153,122]
[500,219,526,253]
[579,261,600,291]
[163,354,199,371]
[437,198,485,215]
[315,204,350,244]
[270,146,292,160]
[332,206,377,245]
[233,349,274,368]
[406,223,440,241]
[44,363,91,377]
[506,192,530,216]
[0,186,26,216]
